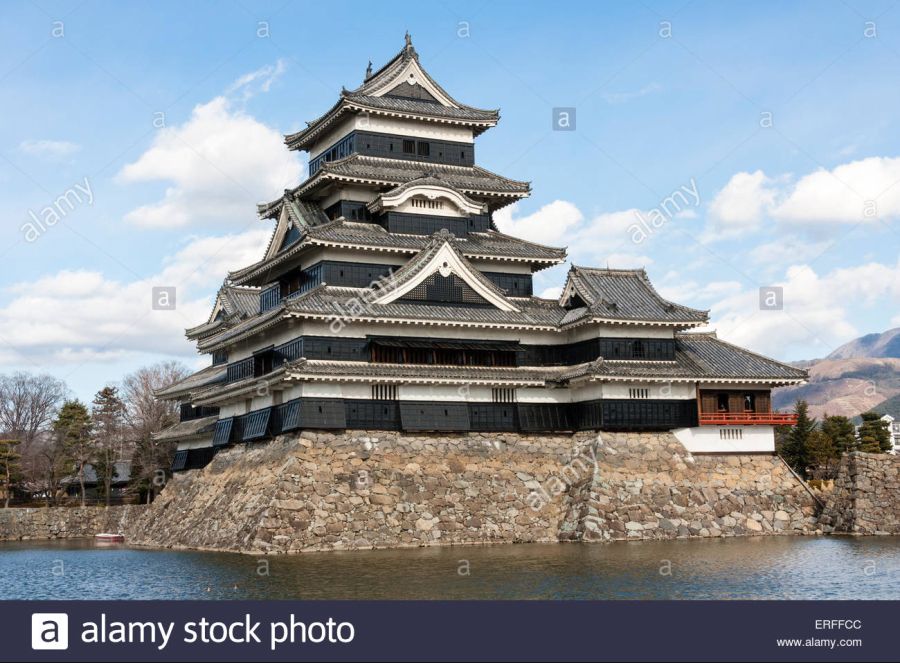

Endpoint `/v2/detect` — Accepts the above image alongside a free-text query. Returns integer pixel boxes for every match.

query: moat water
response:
[1,537,898,600]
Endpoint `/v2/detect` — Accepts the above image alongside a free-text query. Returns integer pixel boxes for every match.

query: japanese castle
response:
[158,35,806,472]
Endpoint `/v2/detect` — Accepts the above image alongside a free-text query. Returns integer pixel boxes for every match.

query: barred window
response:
[402,139,416,154]
[719,428,743,440]
[628,388,650,399]
[492,388,517,403]
[411,197,444,210]
[372,384,398,400]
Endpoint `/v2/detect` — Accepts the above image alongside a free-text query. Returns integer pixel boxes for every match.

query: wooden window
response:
[629,387,650,399]
[632,341,645,359]
[743,393,756,411]
[372,384,398,400]
[492,388,516,403]
[402,139,416,154]
[417,141,430,156]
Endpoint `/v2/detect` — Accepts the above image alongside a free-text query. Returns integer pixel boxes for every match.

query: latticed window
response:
[492,388,517,403]
[628,388,650,399]
[401,273,488,306]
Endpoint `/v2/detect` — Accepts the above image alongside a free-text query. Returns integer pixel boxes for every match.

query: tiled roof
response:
[676,332,808,381]
[285,155,530,200]
[560,332,807,384]
[284,38,499,151]
[305,222,563,261]
[154,364,227,400]
[257,195,331,224]
[185,284,261,340]
[286,285,566,329]
[347,94,497,121]
[228,220,566,286]
[563,266,708,325]
[152,416,218,441]
[287,359,555,385]
[196,307,285,352]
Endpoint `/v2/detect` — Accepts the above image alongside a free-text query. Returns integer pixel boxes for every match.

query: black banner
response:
[6,600,895,661]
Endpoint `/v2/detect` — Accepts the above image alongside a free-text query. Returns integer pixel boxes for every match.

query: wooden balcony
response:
[699,412,798,426]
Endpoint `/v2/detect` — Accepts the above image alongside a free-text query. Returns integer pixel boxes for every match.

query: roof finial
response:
[405,31,412,48]
[365,60,373,79]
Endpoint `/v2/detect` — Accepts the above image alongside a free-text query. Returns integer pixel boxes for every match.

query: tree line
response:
[0,361,188,507]
[777,400,893,480]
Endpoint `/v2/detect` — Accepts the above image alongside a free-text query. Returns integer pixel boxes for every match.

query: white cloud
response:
[0,229,270,366]
[227,59,288,100]
[707,170,777,238]
[602,82,662,105]
[118,62,302,229]
[705,157,900,240]
[19,139,81,160]
[772,156,900,223]
[493,200,583,246]
[748,236,835,268]
[494,201,663,268]
[708,259,900,359]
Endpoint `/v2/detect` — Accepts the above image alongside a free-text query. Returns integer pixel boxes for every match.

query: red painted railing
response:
[699,412,798,426]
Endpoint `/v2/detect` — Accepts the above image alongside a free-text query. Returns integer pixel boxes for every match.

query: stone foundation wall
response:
[0,505,141,541]
[820,452,900,534]
[126,430,820,554]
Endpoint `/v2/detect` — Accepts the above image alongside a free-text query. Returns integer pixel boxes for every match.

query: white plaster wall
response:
[395,385,495,402]
[601,382,695,399]
[318,185,378,210]
[673,425,775,453]
[517,388,571,404]
[309,116,474,159]
[467,260,534,275]
[175,438,215,451]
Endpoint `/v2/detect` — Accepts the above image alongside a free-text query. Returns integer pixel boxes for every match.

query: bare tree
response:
[0,373,68,498]
[121,361,189,503]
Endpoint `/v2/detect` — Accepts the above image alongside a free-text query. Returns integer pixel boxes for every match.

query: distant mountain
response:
[774,358,900,419]
[826,327,900,360]
[773,328,900,419]
[869,393,900,420]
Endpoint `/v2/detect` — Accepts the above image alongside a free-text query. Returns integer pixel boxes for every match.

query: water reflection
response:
[0,537,898,600]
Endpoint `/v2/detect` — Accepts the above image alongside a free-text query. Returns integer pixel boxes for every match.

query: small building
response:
[155,35,806,471]
[880,414,900,454]
[61,461,132,502]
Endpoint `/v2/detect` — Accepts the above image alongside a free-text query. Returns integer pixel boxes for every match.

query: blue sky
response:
[2,0,899,401]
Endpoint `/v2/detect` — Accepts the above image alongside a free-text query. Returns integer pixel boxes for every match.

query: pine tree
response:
[805,429,838,479]
[53,400,92,506]
[821,414,857,456]
[91,386,125,506]
[778,400,816,477]
[858,411,891,453]
[0,439,21,507]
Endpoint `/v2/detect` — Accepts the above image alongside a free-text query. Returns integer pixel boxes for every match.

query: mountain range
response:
[773,327,900,419]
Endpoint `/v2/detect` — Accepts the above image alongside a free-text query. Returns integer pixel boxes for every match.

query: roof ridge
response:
[632,269,709,317]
